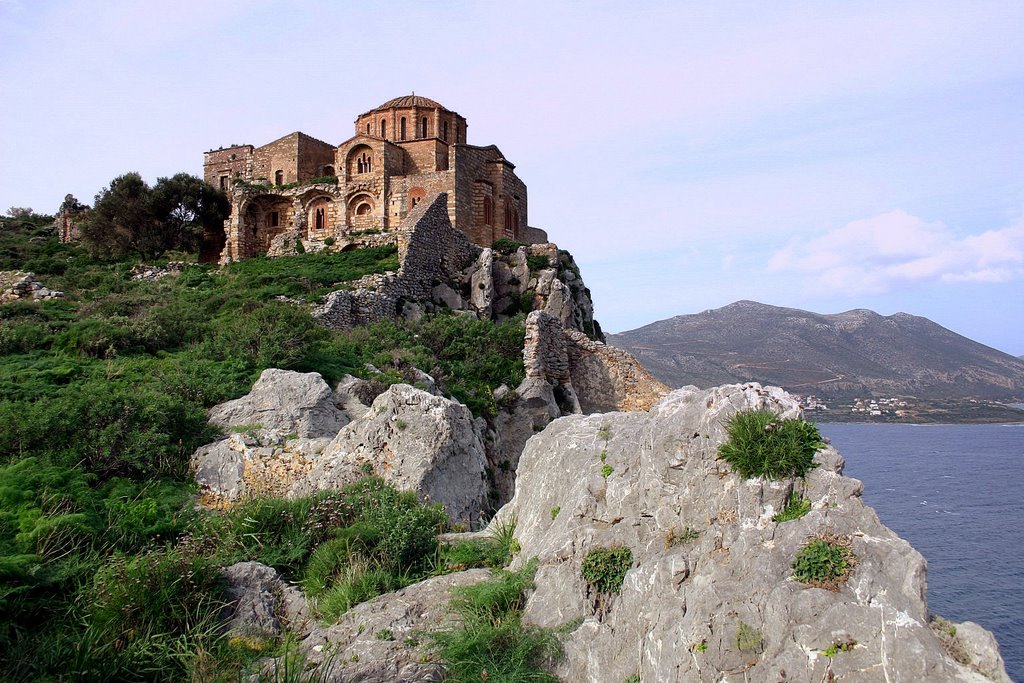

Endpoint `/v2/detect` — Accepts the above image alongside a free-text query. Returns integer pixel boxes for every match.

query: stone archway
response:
[304,195,335,239]
[347,193,376,230]
[239,194,294,258]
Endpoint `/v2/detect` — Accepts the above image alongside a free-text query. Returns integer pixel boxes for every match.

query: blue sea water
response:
[819,423,1024,682]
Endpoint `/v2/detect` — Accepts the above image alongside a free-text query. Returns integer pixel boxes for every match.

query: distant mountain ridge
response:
[609,300,1024,400]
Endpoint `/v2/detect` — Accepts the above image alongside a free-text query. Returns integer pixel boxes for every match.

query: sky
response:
[1,1,1022,354]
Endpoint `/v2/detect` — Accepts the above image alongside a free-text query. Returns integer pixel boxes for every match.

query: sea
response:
[819,422,1024,682]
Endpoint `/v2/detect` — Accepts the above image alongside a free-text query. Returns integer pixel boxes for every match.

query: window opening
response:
[381,119,386,138]
[420,117,428,138]
[483,196,492,225]
[400,117,406,140]
[315,207,325,231]
[274,170,284,185]
[442,121,448,141]
[269,211,279,227]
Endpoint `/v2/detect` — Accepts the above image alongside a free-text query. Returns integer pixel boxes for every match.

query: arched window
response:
[400,117,406,140]
[315,207,325,231]
[380,119,386,138]
[322,165,334,177]
[420,117,428,138]
[274,170,284,186]
[483,196,492,225]
[357,158,364,174]
[442,121,448,142]
[365,123,370,135]
[356,203,371,216]
[504,203,512,230]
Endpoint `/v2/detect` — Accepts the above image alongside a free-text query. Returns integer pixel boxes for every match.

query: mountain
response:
[608,300,1024,399]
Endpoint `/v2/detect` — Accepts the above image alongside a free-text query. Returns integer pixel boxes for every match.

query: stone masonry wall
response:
[521,310,669,415]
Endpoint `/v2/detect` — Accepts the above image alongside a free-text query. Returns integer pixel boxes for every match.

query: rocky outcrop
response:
[294,384,488,527]
[194,377,487,527]
[313,193,601,340]
[208,369,348,438]
[227,563,490,683]
[477,311,670,509]
[490,383,1009,683]
[518,310,669,416]
[221,561,310,638]
[0,271,64,302]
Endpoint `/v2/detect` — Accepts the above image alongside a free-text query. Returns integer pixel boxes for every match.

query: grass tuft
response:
[718,409,824,479]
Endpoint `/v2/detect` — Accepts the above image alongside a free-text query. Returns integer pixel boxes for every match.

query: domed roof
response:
[363,94,450,115]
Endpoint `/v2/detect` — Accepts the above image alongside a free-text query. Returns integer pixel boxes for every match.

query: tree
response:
[150,173,230,256]
[79,172,229,260]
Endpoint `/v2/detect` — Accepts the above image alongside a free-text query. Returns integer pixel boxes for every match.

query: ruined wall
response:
[519,310,668,415]
[314,192,479,328]
[296,134,337,181]
[253,133,301,185]
[204,145,254,190]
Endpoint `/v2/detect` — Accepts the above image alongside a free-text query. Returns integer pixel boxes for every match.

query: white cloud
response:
[768,210,1024,295]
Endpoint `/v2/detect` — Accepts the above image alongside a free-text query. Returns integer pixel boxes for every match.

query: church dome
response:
[364,95,449,115]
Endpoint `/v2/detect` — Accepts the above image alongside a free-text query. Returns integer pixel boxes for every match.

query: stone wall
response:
[0,271,63,302]
[519,310,669,415]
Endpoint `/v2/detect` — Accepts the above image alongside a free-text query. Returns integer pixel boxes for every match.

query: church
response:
[202,95,544,262]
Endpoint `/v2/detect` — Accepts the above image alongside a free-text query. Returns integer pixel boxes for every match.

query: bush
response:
[792,533,856,590]
[718,409,824,479]
[491,239,525,255]
[581,545,633,594]
[772,491,811,523]
[431,560,561,682]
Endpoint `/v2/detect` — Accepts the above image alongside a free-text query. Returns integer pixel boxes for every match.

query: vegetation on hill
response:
[0,211,530,680]
[78,172,231,259]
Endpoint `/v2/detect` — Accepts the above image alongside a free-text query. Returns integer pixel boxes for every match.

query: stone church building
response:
[202,95,545,262]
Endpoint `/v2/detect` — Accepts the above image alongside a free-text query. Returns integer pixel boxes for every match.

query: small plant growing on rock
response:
[718,409,824,479]
[773,491,811,523]
[601,463,614,479]
[822,638,856,657]
[736,620,764,654]
[550,506,561,520]
[375,629,393,641]
[792,532,857,590]
[581,546,633,594]
[665,526,700,548]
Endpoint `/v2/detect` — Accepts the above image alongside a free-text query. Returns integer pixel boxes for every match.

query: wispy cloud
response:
[768,210,1024,295]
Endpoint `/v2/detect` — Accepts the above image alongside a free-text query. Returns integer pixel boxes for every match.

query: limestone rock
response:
[468,247,494,317]
[430,282,463,310]
[209,369,348,439]
[493,383,1008,683]
[334,374,383,420]
[257,568,491,682]
[221,561,310,638]
[294,384,488,526]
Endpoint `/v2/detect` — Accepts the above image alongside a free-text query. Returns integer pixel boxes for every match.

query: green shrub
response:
[526,254,550,271]
[791,533,856,589]
[773,491,811,523]
[431,560,561,682]
[581,546,633,594]
[491,239,525,255]
[718,409,824,479]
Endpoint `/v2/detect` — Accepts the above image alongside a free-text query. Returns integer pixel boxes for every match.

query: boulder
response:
[255,567,491,682]
[492,383,1009,683]
[293,384,488,527]
[221,561,310,638]
[209,369,348,439]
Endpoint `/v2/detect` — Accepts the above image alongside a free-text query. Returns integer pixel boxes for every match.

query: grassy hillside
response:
[0,216,531,680]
